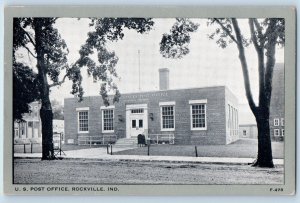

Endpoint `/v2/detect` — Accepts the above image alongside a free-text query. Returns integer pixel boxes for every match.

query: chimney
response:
[159,68,169,90]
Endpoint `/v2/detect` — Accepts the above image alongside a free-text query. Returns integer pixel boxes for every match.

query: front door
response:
[130,116,145,137]
[126,104,148,138]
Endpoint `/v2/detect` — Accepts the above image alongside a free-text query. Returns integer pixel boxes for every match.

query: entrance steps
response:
[114,138,138,148]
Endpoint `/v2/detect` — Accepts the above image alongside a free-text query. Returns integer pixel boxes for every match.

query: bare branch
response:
[23,44,37,58]
[249,19,261,52]
[213,18,238,44]
[264,19,278,108]
[232,18,257,113]
[253,19,264,44]
[49,73,68,88]
[249,19,265,108]
[21,27,36,47]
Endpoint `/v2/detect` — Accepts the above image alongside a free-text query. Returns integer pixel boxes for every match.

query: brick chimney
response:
[159,68,169,90]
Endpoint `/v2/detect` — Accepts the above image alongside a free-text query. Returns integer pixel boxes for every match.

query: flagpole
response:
[138,50,141,91]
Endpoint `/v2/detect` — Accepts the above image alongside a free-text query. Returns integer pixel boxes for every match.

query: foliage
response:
[14,17,155,107]
[206,18,250,48]
[160,18,199,59]
[73,18,154,105]
[13,62,39,121]
[13,18,69,121]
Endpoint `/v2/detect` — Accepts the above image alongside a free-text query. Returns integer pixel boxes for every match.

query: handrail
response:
[78,135,117,146]
[148,133,175,144]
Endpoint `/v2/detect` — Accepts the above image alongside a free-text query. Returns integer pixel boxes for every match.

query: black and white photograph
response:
[3,6,296,195]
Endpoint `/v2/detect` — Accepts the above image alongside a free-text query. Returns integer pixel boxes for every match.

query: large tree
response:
[13,17,154,160]
[14,18,69,159]
[160,18,284,167]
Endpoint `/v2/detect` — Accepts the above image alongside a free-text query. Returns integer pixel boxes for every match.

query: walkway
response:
[14,147,284,165]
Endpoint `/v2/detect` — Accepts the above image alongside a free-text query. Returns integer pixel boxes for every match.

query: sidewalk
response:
[14,147,284,165]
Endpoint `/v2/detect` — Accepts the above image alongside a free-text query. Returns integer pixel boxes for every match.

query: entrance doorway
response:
[126,104,148,138]
[130,116,144,138]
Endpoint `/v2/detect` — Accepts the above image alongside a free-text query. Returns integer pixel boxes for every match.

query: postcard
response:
[3,6,296,195]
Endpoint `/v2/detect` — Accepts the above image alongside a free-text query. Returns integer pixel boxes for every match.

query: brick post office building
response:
[64,68,239,145]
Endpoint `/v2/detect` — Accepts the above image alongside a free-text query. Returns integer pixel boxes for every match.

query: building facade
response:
[64,69,239,145]
[269,63,285,141]
[14,101,42,143]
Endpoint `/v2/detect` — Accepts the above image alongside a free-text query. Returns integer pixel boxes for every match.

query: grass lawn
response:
[114,139,284,159]
[14,143,105,153]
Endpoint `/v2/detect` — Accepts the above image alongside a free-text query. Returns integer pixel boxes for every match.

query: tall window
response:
[274,129,280,137]
[281,129,284,137]
[102,109,114,132]
[78,111,89,132]
[274,118,279,126]
[20,122,25,136]
[190,103,206,130]
[281,118,284,126]
[231,106,234,130]
[161,106,175,130]
[227,104,230,128]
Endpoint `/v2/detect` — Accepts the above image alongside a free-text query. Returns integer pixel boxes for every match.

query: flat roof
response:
[64,85,228,100]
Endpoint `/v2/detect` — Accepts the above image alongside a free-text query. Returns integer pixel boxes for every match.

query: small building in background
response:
[14,100,66,144]
[14,101,42,143]
[269,63,284,141]
[239,124,258,139]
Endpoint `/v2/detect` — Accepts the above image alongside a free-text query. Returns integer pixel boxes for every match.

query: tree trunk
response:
[40,95,55,160]
[252,109,274,167]
[232,18,275,168]
[33,19,55,160]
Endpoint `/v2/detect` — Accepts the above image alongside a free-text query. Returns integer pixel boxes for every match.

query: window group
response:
[273,118,284,137]
[227,104,238,136]
[77,100,208,133]
[160,100,207,131]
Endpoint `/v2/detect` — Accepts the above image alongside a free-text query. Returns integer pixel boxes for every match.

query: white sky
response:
[17,18,284,124]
